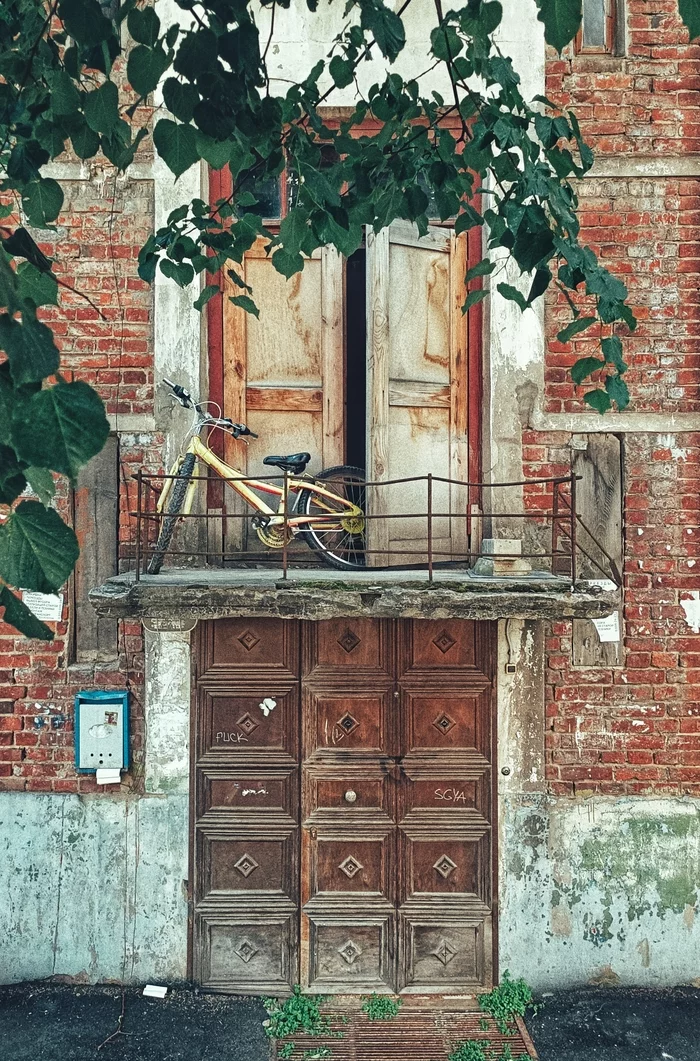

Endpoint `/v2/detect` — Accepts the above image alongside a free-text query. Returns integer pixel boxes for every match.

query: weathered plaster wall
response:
[0,791,188,984]
[499,794,700,989]
[0,628,192,986]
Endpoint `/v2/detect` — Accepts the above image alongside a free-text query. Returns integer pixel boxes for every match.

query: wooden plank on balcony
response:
[572,433,623,668]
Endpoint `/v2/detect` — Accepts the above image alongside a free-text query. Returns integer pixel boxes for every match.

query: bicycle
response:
[145,379,366,574]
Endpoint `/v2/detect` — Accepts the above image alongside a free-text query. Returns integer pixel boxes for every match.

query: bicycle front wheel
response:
[147,451,196,575]
[298,465,366,570]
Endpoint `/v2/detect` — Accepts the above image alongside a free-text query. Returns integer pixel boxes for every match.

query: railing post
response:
[282,470,289,581]
[427,473,433,583]
[570,472,578,588]
[135,469,142,581]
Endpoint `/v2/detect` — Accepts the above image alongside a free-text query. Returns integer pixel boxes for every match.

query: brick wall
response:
[0,175,160,794]
[524,431,700,796]
[535,4,700,797]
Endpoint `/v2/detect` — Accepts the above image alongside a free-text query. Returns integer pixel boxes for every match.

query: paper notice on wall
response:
[21,591,64,622]
[95,768,121,785]
[592,611,620,643]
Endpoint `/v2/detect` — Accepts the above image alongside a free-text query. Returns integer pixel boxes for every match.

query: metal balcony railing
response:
[120,469,622,588]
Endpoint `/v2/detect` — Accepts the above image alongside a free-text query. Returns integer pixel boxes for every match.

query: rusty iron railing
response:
[122,468,621,588]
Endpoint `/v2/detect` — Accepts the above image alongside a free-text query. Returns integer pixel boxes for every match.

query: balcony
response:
[89,470,620,623]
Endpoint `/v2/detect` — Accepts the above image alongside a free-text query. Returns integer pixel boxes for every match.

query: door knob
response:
[344,790,357,803]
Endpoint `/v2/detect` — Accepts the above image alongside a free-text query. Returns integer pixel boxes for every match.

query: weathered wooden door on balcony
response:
[222,240,345,550]
[192,618,494,994]
[366,221,469,566]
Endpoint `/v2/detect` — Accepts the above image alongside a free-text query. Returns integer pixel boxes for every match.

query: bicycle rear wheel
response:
[298,465,366,570]
[147,452,196,575]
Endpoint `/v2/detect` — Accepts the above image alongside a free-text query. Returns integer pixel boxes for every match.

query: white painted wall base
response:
[0,792,188,985]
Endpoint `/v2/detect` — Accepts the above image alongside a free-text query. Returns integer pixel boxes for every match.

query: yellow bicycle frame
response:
[156,434,361,533]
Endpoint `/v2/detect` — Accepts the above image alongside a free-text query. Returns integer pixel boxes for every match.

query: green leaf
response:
[496,283,528,311]
[58,0,113,46]
[0,500,79,594]
[127,4,161,45]
[329,56,355,89]
[535,0,583,52]
[16,263,59,308]
[601,335,627,373]
[163,79,200,123]
[556,315,596,343]
[127,44,170,97]
[430,25,462,61]
[0,313,60,385]
[454,204,483,234]
[361,3,406,61]
[24,467,56,505]
[0,445,27,505]
[70,120,101,159]
[465,258,495,282]
[193,284,220,311]
[461,288,489,314]
[0,585,53,641]
[21,179,64,227]
[229,294,260,318]
[605,373,630,410]
[160,258,194,287]
[84,80,120,134]
[12,381,110,481]
[527,266,552,305]
[153,118,199,179]
[50,70,82,117]
[571,355,604,385]
[679,0,700,41]
[195,132,233,170]
[584,388,611,414]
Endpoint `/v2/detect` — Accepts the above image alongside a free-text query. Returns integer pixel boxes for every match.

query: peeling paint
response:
[680,591,700,633]
[500,796,700,989]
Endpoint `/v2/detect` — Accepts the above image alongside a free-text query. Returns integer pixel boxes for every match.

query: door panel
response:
[366,222,468,565]
[193,619,300,994]
[194,618,494,995]
[222,243,344,553]
[300,617,493,994]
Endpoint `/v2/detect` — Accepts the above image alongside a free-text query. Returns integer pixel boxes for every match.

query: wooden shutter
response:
[222,240,345,549]
[366,222,468,566]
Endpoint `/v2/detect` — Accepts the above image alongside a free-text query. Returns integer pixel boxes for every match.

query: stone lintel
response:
[90,571,618,622]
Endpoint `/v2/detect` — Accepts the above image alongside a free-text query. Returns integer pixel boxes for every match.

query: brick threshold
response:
[272,1002,538,1059]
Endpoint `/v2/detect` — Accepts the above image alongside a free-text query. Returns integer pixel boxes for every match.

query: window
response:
[577,0,625,55]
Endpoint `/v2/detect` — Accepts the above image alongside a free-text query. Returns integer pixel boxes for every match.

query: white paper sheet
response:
[592,612,620,643]
[21,591,64,622]
[95,768,121,785]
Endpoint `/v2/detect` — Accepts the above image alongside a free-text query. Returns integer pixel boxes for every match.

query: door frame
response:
[188,617,499,993]
[206,114,484,495]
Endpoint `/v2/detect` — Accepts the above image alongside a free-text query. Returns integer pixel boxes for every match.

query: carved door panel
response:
[193,619,300,994]
[300,618,494,994]
[300,619,397,993]
[396,619,494,993]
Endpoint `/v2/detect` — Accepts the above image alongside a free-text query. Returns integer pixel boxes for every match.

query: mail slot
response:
[74,690,129,772]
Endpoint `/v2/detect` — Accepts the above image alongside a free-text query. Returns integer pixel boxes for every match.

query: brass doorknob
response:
[344,790,357,803]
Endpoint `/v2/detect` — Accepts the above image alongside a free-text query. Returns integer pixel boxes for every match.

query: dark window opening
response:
[345,248,366,473]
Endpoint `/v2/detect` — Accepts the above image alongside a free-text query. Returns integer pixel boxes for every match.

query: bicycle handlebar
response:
[161,379,258,439]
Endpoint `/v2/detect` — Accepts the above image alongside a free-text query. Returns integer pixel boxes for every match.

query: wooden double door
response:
[192,618,494,995]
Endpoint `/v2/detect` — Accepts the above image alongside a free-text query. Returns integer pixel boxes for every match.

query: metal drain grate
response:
[273,1003,538,1060]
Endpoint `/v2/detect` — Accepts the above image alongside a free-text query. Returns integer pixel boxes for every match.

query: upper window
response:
[576,0,625,55]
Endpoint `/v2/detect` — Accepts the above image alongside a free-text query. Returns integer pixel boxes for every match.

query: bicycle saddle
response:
[262,452,311,475]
